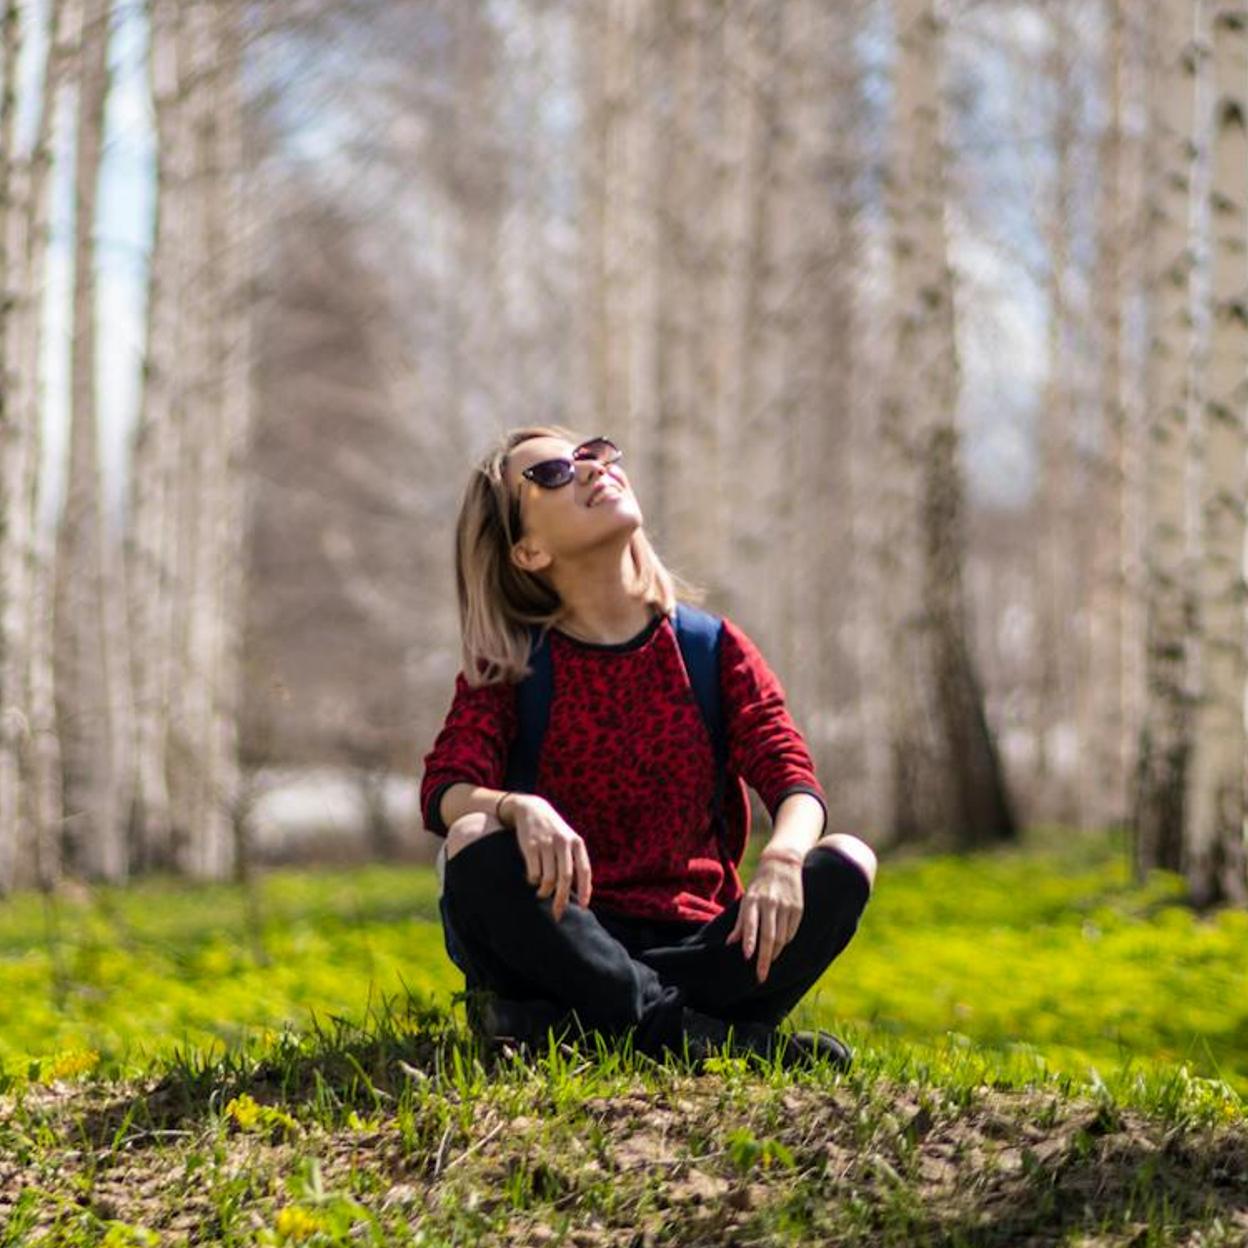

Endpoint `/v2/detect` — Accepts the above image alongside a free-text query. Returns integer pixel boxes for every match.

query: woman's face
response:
[503,434,643,566]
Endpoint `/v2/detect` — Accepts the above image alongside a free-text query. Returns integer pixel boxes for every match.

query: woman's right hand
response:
[506,794,592,922]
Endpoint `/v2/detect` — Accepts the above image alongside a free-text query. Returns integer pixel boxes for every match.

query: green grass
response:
[2,830,1247,1245]
[3,830,1244,1098]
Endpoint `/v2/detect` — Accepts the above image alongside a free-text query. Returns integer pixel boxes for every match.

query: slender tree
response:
[1134,0,1202,876]
[1032,0,1079,823]
[888,0,1017,846]
[125,0,185,870]
[0,0,24,892]
[53,0,128,880]
[20,0,76,890]
[1186,1,1248,907]
[160,0,252,877]
[1079,0,1130,831]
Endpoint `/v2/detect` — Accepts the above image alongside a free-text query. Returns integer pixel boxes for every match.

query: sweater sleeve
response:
[719,617,828,835]
[419,672,518,835]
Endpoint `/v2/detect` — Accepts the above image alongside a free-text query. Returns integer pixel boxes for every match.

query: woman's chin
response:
[593,495,643,528]
[590,508,643,550]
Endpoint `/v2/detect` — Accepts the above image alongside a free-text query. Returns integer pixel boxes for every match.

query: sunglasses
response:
[520,436,623,490]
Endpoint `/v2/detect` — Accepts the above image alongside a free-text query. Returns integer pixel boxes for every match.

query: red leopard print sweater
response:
[419,609,827,923]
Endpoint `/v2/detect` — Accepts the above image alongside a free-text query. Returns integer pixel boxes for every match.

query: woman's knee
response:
[812,833,877,894]
[442,818,529,914]
[445,810,507,861]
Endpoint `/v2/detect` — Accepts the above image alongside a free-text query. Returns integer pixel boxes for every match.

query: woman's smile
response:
[588,479,623,506]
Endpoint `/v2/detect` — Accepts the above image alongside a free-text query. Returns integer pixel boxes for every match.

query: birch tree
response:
[158,0,251,878]
[579,0,663,522]
[780,0,859,750]
[654,1,721,594]
[1134,0,1202,876]
[1186,1,1248,907]
[1078,0,1130,831]
[53,0,128,880]
[1034,0,1081,823]
[12,0,77,891]
[888,0,1017,846]
[0,0,23,891]
[126,0,178,870]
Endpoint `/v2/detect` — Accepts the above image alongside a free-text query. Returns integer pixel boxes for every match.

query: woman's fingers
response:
[572,838,593,908]
[516,818,592,920]
[535,842,558,899]
[740,897,760,959]
[552,840,574,920]
[756,906,778,982]
[787,904,804,947]
[518,834,542,887]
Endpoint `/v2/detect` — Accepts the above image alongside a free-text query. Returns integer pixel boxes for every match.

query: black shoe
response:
[678,1008,852,1072]
[774,1029,853,1071]
[466,991,576,1055]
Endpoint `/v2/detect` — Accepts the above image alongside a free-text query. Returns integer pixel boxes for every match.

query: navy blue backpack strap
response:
[502,623,553,792]
[673,603,730,861]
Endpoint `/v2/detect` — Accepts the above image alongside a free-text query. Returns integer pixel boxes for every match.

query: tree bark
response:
[890,0,1017,847]
[19,0,76,891]
[125,0,183,871]
[1081,0,1130,830]
[1186,1,1248,907]
[53,0,127,881]
[1033,0,1080,824]
[0,0,24,891]
[1134,0,1201,876]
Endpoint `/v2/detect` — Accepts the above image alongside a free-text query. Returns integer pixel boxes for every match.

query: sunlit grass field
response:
[3,830,1247,1246]
[2,828,1245,1097]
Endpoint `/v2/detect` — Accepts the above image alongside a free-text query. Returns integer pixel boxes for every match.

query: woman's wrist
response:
[495,790,516,826]
[495,791,542,827]
[758,844,806,869]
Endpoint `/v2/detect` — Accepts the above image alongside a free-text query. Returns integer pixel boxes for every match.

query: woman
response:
[420,425,877,1066]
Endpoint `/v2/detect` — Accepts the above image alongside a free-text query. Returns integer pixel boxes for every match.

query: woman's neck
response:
[551,546,653,645]
[556,600,655,646]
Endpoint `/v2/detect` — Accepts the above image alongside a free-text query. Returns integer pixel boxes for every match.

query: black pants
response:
[439,830,870,1056]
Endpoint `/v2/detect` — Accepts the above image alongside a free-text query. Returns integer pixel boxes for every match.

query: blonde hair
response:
[455,424,704,686]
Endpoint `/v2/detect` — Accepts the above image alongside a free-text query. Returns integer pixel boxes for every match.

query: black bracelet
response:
[494,791,514,826]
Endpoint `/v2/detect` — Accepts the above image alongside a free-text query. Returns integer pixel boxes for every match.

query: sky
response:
[22,0,153,532]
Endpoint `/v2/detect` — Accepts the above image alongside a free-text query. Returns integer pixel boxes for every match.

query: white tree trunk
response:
[1187,1,1248,906]
[655,2,718,594]
[1034,0,1080,823]
[780,0,855,748]
[890,0,1017,846]
[163,0,245,878]
[0,0,24,891]
[53,0,126,880]
[206,0,253,877]
[1135,0,1201,874]
[1081,0,1130,829]
[125,0,182,870]
[17,0,77,890]
[715,1,767,624]
[166,0,215,873]
[876,0,930,841]
[618,0,662,517]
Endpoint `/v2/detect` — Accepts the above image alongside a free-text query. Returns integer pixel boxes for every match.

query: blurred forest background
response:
[0,0,1245,906]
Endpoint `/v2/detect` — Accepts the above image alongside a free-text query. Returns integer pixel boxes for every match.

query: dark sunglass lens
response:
[574,437,618,462]
[529,458,575,488]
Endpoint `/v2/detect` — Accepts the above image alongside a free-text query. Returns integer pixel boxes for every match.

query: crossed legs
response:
[440,812,875,1054]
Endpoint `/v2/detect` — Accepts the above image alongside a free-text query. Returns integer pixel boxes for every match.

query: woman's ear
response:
[511,537,552,575]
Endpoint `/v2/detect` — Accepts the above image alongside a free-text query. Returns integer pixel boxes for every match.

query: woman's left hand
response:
[726,856,805,983]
